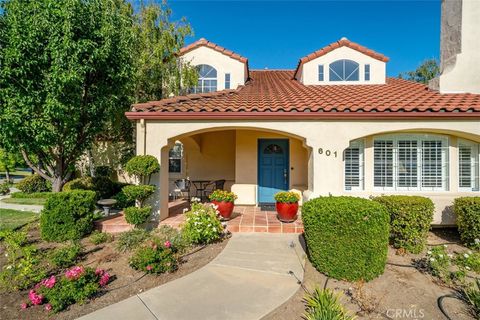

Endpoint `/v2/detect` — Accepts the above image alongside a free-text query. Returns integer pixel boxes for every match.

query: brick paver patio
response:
[161,204,304,234]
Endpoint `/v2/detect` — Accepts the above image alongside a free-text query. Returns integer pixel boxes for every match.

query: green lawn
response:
[0,209,38,231]
[1,197,47,205]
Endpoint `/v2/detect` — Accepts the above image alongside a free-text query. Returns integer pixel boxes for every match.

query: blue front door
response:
[258,139,289,204]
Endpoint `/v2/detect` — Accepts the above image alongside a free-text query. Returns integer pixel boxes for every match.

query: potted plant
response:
[209,190,238,220]
[274,191,301,222]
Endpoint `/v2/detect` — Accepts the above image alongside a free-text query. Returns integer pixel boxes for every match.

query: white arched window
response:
[194,64,217,93]
[329,59,359,81]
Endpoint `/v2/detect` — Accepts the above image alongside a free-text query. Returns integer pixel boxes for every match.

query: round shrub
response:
[302,196,389,281]
[92,176,115,199]
[17,174,51,193]
[62,177,94,192]
[113,189,135,209]
[122,184,155,206]
[40,191,96,242]
[124,206,152,226]
[182,202,223,244]
[373,195,434,253]
[124,155,160,183]
[454,197,480,247]
[0,182,10,195]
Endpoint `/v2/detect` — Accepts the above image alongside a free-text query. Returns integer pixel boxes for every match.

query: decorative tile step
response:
[94,213,133,234]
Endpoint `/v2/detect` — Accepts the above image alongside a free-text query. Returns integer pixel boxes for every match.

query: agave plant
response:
[303,287,356,320]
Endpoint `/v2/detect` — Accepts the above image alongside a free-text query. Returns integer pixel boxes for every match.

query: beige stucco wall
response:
[300,45,387,85]
[437,0,480,94]
[136,119,480,225]
[181,46,246,90]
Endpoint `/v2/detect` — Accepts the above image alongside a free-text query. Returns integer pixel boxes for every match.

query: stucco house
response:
[126,0,480,225]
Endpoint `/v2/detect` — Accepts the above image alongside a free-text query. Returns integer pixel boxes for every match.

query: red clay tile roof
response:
[130,70,480,117]
[294,38,389,79]
[179,38,248,64]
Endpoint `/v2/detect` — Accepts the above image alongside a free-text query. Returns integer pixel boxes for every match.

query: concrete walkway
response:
[80,233,306,320]
[0,194,43,213]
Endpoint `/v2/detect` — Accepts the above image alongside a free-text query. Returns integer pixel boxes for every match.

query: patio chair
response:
[173,179,191,200]
[203,179,226,200]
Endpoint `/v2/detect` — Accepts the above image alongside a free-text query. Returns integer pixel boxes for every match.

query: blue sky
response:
[167,1,441,77]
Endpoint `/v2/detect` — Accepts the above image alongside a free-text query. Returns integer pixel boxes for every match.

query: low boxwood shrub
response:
[454,197,480,247]
[11,191,53,199]
[63,176,116,199]
[302,196,389,281]
[124,206,152,226]
[113,189,135,209]
[49,242,82,268]
[17,174,51,193]
[373,195,434,253]
[62,177,95,192]
[40,191,96,242]
[89,230,113,245]
[182,201,224,244]
[129,239,178,274]
[0,182,10,195]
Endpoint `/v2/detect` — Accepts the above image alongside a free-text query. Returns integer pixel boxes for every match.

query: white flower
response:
[427,251,432,255]
[183,208,188,213]
[447,254,454,258]
[439,254,444,258]
[468,250,473,255]
[464,253,470,258]
[6,265,12,270]
[212,227,217,232]
[430,258,435,262]
[475,238,480,244]
[443,244,448,248]
[466,266,471,271]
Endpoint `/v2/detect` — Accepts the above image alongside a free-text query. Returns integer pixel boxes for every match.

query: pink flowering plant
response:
[129,238,178,274]
[21,266,111,313]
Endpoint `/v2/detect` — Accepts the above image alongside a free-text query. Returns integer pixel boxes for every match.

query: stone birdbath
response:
[97,199,117,216]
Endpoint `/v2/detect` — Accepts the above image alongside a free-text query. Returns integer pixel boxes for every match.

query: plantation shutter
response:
[345,141,363,190]
[374,140,394,188]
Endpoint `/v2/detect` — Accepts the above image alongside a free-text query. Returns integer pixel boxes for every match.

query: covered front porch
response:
[157,128,311,221]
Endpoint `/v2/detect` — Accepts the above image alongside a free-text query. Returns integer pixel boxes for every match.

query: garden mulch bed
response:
[0,223,228,320]
[262,229,476,320]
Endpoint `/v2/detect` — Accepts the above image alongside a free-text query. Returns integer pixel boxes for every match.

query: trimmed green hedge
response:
[454,197,480,247]
[373,195,434,253]
[11,191,53,198]
[17,174,51,193]
[40,191,96,242]
[302,196,389,281]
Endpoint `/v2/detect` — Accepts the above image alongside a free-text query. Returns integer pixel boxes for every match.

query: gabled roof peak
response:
[179,38,248,64]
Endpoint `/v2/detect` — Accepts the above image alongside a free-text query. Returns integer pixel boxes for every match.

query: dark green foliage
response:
[303,288,355,320]
[124,206,152,226]
[454,197,480,247]
[49,243,82,268]
[153,225,191,254]
[17,174,51,193]
[89,230,113,245]
[124,155,160,183]
[63,176,116,199]
[113,189,135,209]
[373,195,434,253]
[122,184,155,205]
[40,191,96,242]
[115,229,151,252]
[302,196,389,281]
[0,182,10,195]
[94,166,112,178]
[399,59,440,84]
[463,278,480,319]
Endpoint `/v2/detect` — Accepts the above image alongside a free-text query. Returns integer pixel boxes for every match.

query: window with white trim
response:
[168,142,183,173]
[458,140,479,191]
[345,140,364,190]
[365,64,370,81]
[318,65,324,81]
[329,59,359,81]
[193,64,217,93]
[373,134,449,191]
[225,73,231,89]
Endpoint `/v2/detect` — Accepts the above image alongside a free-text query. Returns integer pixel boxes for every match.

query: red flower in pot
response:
[209,190,238,220]
[274,191,301,223]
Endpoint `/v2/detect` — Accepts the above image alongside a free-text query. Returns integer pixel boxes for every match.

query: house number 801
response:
[318,148,338,158]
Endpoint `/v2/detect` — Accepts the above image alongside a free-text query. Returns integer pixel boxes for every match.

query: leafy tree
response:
[399,59,440,84]
[133,2,198,103]
[0,0,136,191]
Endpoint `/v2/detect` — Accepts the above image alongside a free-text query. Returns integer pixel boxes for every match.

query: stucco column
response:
[158,145,171,221]
[306,137,350,198]
[364,136,374,191]
[449,136,458,192]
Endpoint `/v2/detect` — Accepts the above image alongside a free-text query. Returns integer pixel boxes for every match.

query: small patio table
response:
[191,180,211,202]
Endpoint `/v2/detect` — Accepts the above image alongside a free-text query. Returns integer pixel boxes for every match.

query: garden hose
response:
[437,293,462,320]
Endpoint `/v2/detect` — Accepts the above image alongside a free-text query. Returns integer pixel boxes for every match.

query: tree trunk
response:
[86,149,95,177]
[52,177,63,192]
[5,169,10,184]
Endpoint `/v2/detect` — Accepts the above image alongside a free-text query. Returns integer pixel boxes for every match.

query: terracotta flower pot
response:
[276,202,299,223]
[211,200,235,220]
